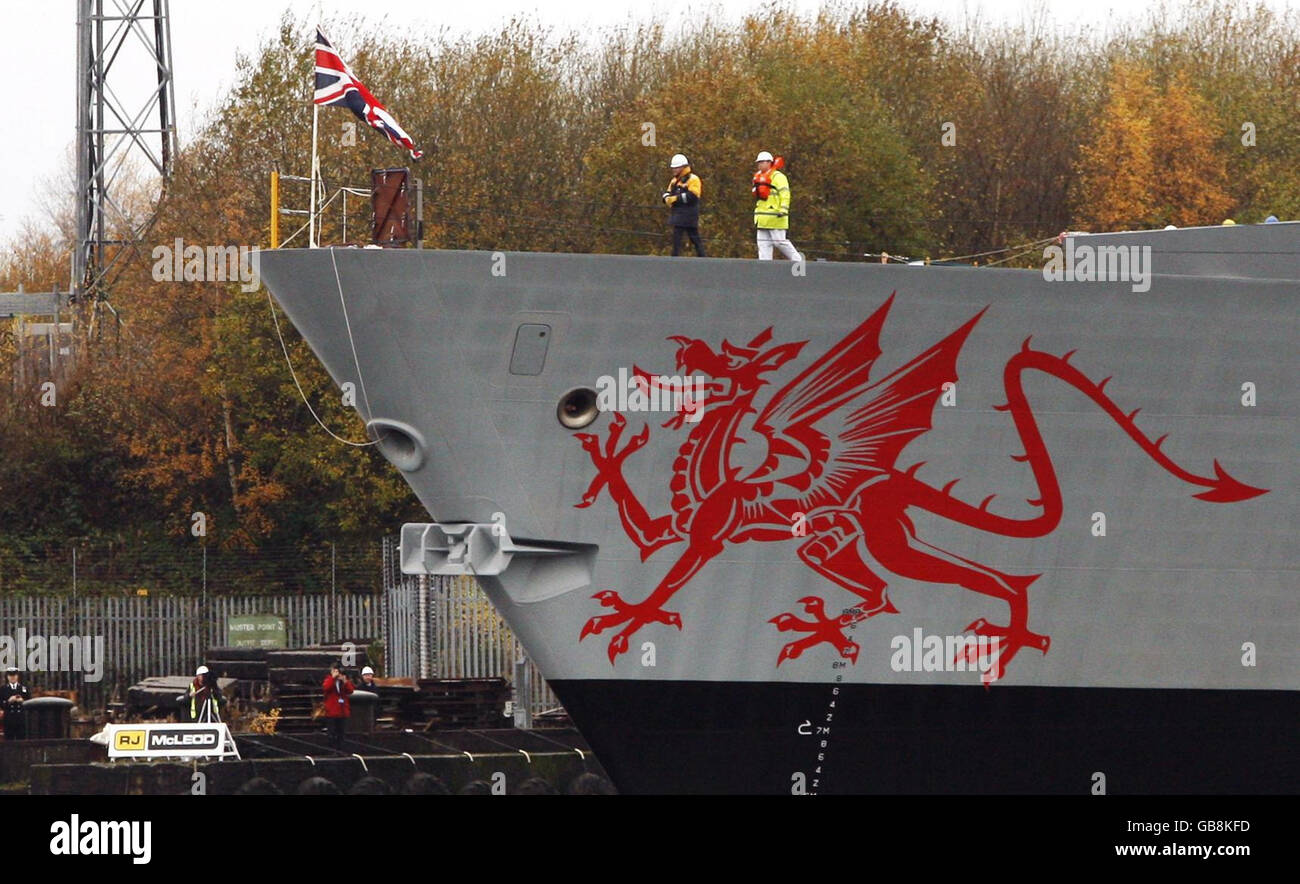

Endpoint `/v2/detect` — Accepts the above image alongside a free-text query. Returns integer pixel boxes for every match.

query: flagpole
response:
[309,102,319,248]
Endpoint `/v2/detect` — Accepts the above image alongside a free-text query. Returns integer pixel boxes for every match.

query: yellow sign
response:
[114,730,146,750]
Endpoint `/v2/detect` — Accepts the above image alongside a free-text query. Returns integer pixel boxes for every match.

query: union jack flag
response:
[314,28,422,160]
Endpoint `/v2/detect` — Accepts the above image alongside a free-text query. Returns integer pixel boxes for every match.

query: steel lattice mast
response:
[73,0,177,313]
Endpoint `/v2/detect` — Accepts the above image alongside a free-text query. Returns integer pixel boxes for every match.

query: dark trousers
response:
[672,226,705,256]
[327,717,347,748]
[4,713,24,740]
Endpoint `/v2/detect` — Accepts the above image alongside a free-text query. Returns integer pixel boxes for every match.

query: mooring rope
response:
[265,282,376,447]
[329,247,374,425]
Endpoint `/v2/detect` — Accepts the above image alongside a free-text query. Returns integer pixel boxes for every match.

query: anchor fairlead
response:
[398,521,568,576]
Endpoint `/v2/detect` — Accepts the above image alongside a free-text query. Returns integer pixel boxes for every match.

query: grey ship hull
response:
[259,226,1298,794]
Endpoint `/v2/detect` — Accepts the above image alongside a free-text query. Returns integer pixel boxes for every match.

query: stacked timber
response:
[203,647,270,700]
[366,682,418,728]
[533,707,574,729]
[125,676,236,718]
[267,645,373,732]
[409,678,510,729]
[204,647,271,682]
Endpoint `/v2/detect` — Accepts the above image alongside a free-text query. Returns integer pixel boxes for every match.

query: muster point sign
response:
[226,614,287,649]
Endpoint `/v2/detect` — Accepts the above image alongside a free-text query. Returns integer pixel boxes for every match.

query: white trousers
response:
[756,228,802,261]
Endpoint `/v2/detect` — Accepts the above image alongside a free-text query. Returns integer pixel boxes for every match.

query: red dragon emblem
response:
[574,294,1267,682]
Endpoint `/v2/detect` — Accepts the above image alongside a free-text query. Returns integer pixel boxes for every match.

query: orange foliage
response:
[1074,62,1232,230]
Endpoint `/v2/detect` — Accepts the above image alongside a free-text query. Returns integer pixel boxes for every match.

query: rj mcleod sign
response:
[106,723,234,759]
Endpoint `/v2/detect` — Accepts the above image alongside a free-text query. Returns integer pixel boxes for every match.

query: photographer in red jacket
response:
[321,662,354,749]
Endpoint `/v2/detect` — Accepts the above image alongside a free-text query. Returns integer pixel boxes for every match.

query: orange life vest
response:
[751,156,785,200]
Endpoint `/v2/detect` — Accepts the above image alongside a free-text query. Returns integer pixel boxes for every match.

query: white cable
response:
[277,188,343,248]
[329,248,374,423]
[265,285,376,447]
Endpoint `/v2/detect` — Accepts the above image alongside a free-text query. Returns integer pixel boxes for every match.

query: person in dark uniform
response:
[358,666,379,691]
[1,667,31,741]
[663,154,706,257]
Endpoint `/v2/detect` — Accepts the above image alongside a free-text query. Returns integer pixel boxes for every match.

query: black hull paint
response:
[550,680,1300,795]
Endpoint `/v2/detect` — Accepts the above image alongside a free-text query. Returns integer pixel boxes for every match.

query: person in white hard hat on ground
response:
[187,664,222,722]
[663,153,706,256]
[752,150,802,261]
[358,665,379,691]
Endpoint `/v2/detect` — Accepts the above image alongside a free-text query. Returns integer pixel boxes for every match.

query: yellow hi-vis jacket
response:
[754,169,791,229]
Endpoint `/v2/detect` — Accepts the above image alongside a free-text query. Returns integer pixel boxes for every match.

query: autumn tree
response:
[6,2,1300,592]
[1074,59,1234,230]
[1072,61,1160,231]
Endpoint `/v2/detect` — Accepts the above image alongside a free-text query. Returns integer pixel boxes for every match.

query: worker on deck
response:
[663,154,706,257]
[358,665,379,691]
[1,667,31,740]
[752,151,802,262]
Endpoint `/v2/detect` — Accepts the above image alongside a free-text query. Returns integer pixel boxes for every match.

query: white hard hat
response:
[669,153,688,168]
[755,150,774,163]
[196,665,209,676]
[361,666,374,675]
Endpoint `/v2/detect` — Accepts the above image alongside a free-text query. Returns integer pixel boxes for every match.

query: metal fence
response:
[0,539,562,719]
[0,541,383,597]
[0,594,384,709]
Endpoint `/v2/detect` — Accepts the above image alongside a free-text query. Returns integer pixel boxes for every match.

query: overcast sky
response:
[4,0,1298,244]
